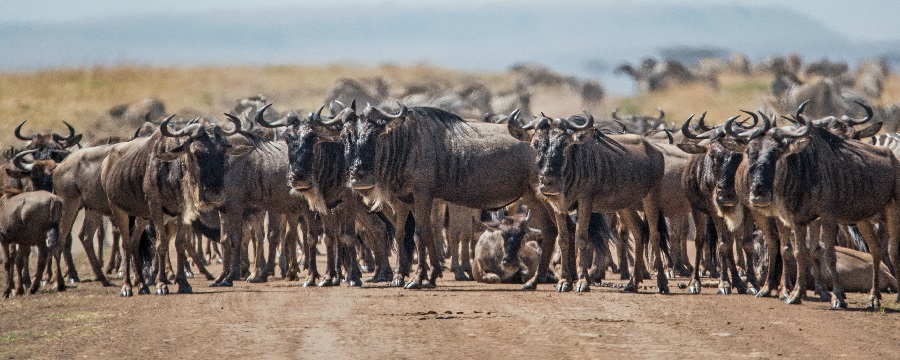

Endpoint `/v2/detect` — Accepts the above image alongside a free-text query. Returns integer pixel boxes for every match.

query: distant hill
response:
[2,1,897,93]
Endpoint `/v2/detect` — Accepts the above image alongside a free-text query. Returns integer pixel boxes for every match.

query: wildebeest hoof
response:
[717,287,731,295]
[688,285,701,294]
[390,277,405,287]
[155,285,169,295]
[185,271,194,279]
[404,279,424,289]
[318,278,335,287]
[575,280,590,293]
[831,298,848,310]
[657,285,670,294]
[360,265,372,273]
[665,270,675,279]
[56,283,67,292]
[755,288,773,298]
[784,292,802,305]
[302,277,317,287]
[348,279,362,287]
[623,282,638,293]
[210,280,233,287]
[117,271,124,278]
[866,297,880,311]
[247,277,267,284]
[556,281,572,293]
[41,280,48,287]
[120,289,133,297]
[455,273,471,281]
[521,282,537,291]
[178,284,193,294]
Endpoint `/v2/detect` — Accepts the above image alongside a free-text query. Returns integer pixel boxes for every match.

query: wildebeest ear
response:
[507,123,531,142]
[676,143,707,154]
[383,117,406,134]
[570,128,595,144]
[156,141,191,161]
[718,138,746,153]
[5,168,28,178]
[785,137,811,156]
[226,144,253,157]
[854,122,882,139]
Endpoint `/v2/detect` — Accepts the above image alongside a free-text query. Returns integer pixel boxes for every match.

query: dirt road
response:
[3,259,900,359]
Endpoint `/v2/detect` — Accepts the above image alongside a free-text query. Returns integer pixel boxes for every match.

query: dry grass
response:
[2,64,900,147]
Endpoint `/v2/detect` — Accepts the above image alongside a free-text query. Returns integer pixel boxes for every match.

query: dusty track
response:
[3,257,900,359]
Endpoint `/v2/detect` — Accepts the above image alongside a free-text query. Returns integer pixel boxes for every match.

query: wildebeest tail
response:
[705,215,717,260]
[375,211,396,250]
[192,219,221,242]
[587,213,614,255]
[657,210,671,266]
[45,198,62,250]
[846,225,868,253]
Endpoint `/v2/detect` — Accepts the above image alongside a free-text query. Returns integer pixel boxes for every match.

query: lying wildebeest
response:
[338,103,560,290]
[473,212,546,284]
[723,102,900,309]
[779,246,898,293]
[509,111,668,293]
[108,98,167,127]
[1,190,63,297]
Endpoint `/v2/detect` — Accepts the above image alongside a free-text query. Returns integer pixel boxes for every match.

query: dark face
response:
[534,127,570,196]
[707,142,743,208]
[343,107,394,190]
[5,160,57,192]
[190,129,232,204]
[285,123,319,191]
[744,133,802,208]
[498,217,529,267]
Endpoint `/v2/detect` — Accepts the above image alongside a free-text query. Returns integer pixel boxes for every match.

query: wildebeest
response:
[724,102,900,309]
[107,98,167,127]
[337,103,560,290]
[13,120,82,163]
[1,190,63,297]
[510,111,668,293]
[472,212,549,284]
[612,108,667,134]
[265,107,394,287]
[101,114,252,296]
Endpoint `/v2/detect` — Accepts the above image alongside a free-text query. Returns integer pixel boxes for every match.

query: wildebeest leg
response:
[854,221,883,309]
[248,216,269,283]
[319,229,339,287]
[574,200,594,293]
[687,210,706,294]
[264,213,284,279]
[302,230,320,287]
[407,196,438,289]
[27,246,50,295]
[106,222,122,275]
[819,219,846,308]
[182,233,213,281]
[341,234,363,287]
[644,198,669,294]
[282,216,300,281]
[212,212,241,287]
[390,209,414,287]
[615,213,633,280]
[713,217,742,294]
[461,234,474,281]
[618,211,645,292]
[552,211,575,293]
[109,211,137,296]
[76,211,112,286]
[754,215,782,298]
[151,221,176,295]
[738,218,760,293]
[884,203,900,303]
[785,225,809,305]
[358,214,392,283]
[806,221,829,300]
[51,247,66,292]
[522,201,557,290]
[15,247,29,294]
[2,244,13,298]
[172,225,192,294]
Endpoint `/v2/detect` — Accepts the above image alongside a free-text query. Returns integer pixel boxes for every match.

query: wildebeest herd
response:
[3,56,900,313]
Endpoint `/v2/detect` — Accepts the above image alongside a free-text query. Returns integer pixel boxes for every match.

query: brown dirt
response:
[3,249,900,360]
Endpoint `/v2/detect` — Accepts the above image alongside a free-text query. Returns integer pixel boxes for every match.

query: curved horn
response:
[612,107,622,121]
[159,115,192,137]
[508,109,521,127]
[780,111,811,138]
[568,110,595,130]
[391,102,409,119]
[795,100,811,120]
[739,110,759,130]
[656,107,665,120]
[614,120,627,133]
[52,121,77,143]
[222,113,241,135]
[696,111,712,132]
[680,114,707,140]
[14,120,33,141]
[844,100,874,125]
[758,111,774,133]
[12,149,36,172]
[723,115,745,138]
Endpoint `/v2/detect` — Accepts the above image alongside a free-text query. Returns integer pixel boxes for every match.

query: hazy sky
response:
[2,0,897,41]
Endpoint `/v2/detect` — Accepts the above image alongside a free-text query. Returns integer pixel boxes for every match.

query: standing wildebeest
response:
[724,102,900,309]
[510,111,668,293]
[13,120,82,162]
[261,108,394,287]
[208,106,318,287]
[101,114,252,296]
[1,190,63,297]
[339,103,560,290]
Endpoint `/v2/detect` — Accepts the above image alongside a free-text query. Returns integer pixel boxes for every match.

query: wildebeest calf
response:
[473,213,554,284]
[0,190,63,297]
